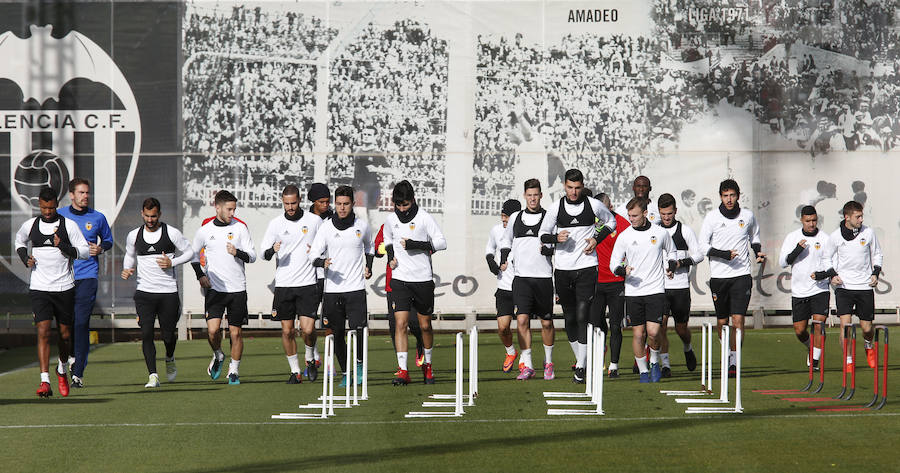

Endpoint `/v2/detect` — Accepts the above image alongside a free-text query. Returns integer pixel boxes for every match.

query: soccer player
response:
[538,169,617,383]
[374,223,425,367]
[818,200,883,368]
[260,185,323,384]
[500,179,556,380]
[615,176,660,225]
[383,180,448,385]
[657,193,704,377]
[191,190,256,385]
[609,198,674,383]
[699,179,765,376]
[778,205,831,368]
[591,192,630,378]
[305,183,332,373]
[121,198,194,388]
[57,178,113,388]
[15,187,89,397]
[307,185,374,386]
[486,198,522,373]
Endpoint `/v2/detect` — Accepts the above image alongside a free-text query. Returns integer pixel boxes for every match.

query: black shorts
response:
[390,280,435,316]
[791,292,830,322]
[134,291,181,332]
[625,294,666,327]
[322,290,368,329]
[591,281,624,327]
[272,285,320,321]
[512,277,554,320]
[834,288,874,321]
[205,290,249,327]
[709,274,752,319]
[31,289,75,325]
[495,289,514,317]
[554,267,598,307]
[664,288,692,324]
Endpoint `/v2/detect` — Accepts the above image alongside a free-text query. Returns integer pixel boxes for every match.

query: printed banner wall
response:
[3,1,899,315]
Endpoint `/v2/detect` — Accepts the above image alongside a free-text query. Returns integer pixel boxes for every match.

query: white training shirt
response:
[698,207,761,279]
[259,211,322,288]
[307,216,373,293]
[15,216,90,292]
[609,223,674,297]
[778,228,832,298]
[661,221,704,290]
[123,224,194,293]
[192,218,256,293]
[382,208,447,283]
[485,222,514,291]
[539,196,617,271]
[825,224,883,291]
[501,209,554,279]
[616,199,661,226]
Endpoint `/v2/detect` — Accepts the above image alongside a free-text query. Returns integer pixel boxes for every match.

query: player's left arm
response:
[363,223,375,278]
[232,224,256,264]
[869,230,883,284]
[662,231,676,276]
[408,214,446,252]
[684,225,705,267]
[169,227,196,267]
[749,214,765,262]
[590,197,616,243]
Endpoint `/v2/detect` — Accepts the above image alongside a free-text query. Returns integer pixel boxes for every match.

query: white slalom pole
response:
[362,327,369,400]
[468,326,477,406]
[327,335,335,416]
[345,330,353,408]
[455,331,464,416]
[734,328,743,412]
[676,324,729,404]
[352,329,359,406]
[585,322,594,395]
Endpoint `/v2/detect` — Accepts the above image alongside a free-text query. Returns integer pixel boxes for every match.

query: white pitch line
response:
[0,412,897,429]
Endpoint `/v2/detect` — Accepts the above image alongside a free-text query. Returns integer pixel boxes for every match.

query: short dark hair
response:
[214,190,237,206]
[523,178,541,192]
[658,193,676,210]
[582,187,593,198]
[596,192,611,208]
[335,185,354,201]
[626,197,647,212]
[38,186,58,203]
[68,177,90,193]
[800,205,817,216]
[391,180,415,204]
[564,169,584,183]
[282,184,300,198]
[142,197,161,211]
[719,179,740,196]
[842,200,863,216]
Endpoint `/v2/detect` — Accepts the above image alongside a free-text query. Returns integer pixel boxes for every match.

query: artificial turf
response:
[1,327,897,472]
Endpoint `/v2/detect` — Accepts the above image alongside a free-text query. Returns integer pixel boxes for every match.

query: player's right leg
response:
[158,293,181,383]
[791,296,814,367]
[135,291,160,388]
[273,287,302,384]
[224,292,249,385]
[496,288,516,372]
[35,315,53,397]
[515,314,535,379]
[605,282,625,378]
[658,314,671,377]
[204,290,226,380]
[553,270,580,377]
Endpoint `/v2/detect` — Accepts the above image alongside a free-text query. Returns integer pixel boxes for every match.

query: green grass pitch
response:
[0,328,897,472]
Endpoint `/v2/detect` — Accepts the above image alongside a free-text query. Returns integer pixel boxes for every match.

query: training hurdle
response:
[834,324,856,400]
[543,323,597,401]
[661,322,714,396]
[801,320,826,393]
[406,329,476,418]
[318,328,369,405]
[685,328,743,414]
[428,326,478,406]
[864,325,889,410]
[271,334,336,420]
[546,326,606,416]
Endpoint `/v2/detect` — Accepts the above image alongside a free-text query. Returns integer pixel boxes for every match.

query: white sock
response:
[397,351,408,370]
[521,349,533,369]
[215,349,225,361]
[543,344,553,365]
[684,343,693,353]
[424,348,433,364]
[729,350,736,366]
[649,348,660,364]
[505,344,516,356]
[67,356,75,367]
[57,359,66,375]
[813,347,822,361]
[314,345,320,361]
[40,372,50,383]
[661,352,670,368]
[575,342,587,368]
[636,356,649,374]
[569,340,579,358]
[228,359,240,375]
[846,355,853,365]
[287,354,301,374]
[609,362,618,371]
[305,344,315,362]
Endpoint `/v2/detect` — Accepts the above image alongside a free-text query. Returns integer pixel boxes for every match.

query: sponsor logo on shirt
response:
[631,240,637,246]
[85,222,93,231]
[571,218,579,224]
[147,245,156,252]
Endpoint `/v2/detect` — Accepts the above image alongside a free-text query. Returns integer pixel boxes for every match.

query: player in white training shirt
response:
[485,199,521,373]
[698,179,765,376]
[307,185,375,386]
[609,198,674,383]
[191,190,256,385]
[383,180,447,386]
[122,197,194,388]
[15,187,89,397]
[260,185,323,384]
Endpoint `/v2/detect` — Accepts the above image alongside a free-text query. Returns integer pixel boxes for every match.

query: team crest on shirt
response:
[301,226,308,234]
[814,242,821,250]
[227,232,234,240]
[860,238,867,246]
[85,222,93,231]
[650,236,657,245]
[409,222,416,230]
[649,215,655,221]
[356,229,362,238]
[738,219,745,228]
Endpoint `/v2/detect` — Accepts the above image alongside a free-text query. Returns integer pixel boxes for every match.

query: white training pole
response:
[585,322,594,394]
[351,330,360,406]
[362,327,369,400]
[468,326,477,406]
[687,328,744,414]
[272,334,335,419]
[544,323,594,399]
[455,330,464,415]
[327,335,335,416]
[547,327,605,415]
[345,330,353,408]
[678,325,730,404]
